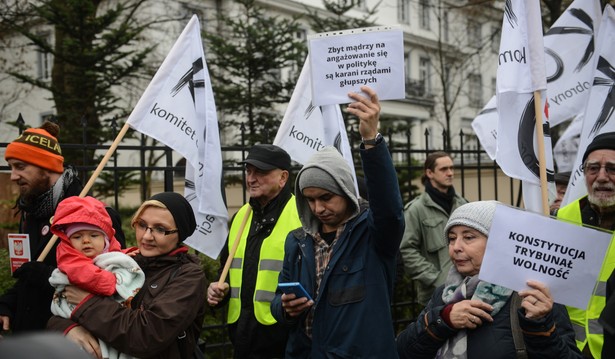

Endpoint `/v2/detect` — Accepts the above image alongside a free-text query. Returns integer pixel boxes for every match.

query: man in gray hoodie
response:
[270,86,405,358]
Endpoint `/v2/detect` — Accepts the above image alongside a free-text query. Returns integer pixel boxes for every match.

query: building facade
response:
[0,0,501,167]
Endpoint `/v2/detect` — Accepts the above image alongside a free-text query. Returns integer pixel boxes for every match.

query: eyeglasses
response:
[134,219,179,236]
[583,163,615,176]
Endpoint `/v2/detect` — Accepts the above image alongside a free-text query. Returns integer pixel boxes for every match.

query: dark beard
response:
[19,172,52,206]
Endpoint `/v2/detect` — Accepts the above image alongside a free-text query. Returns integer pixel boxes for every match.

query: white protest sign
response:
[479,204,612,309]
[308,26,405,106]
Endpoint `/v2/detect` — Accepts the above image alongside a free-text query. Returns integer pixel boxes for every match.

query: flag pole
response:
[217,205,252,289]
[533,90,550,216]
[37,122,132,262]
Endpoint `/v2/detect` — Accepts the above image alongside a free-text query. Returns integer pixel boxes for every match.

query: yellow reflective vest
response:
[558,198,615,359]
[227,197,301,325]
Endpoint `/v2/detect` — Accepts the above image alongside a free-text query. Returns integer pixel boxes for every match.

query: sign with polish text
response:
[308,26,405,106]
[479,204,612,309]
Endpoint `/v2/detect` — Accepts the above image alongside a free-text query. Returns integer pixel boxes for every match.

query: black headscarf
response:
[150,192,196,242]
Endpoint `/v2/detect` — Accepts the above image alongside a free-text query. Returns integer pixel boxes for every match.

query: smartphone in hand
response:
[277,282,313,301]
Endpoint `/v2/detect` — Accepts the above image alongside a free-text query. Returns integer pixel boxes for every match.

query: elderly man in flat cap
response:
[207,144,301,358]
[557,132,615,358]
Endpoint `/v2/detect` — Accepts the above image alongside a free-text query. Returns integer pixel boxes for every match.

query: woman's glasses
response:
[134,219,179,236]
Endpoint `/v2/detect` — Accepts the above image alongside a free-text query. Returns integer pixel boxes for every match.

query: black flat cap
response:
[582,132,615,164]
[241,144,291,171]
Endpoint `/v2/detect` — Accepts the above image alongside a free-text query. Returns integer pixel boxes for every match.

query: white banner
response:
[544,0,602,126]
[553,115,584,171]
[274,57,359,195]
[496,0,555,213]
[472,0,601,160]
[471,95,498,160]
[126,15,228,258]
[480,204,612,309]
[562,5,615,207]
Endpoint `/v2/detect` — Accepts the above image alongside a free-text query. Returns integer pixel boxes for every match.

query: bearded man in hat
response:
[556,132,615,358]
[270,86,405,358]
[206,144,301,358]
[0,121,124,334]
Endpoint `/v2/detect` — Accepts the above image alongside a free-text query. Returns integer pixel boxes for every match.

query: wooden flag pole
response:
[217,206,252,289]
[533,90,550,216]
[37,122,132,262]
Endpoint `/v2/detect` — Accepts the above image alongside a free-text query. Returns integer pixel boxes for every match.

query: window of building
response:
[444,67,451,103]
[419,0,430,30]
[468,74,483,108]
[353,0,367,10]
[292,29,307,73]
[419,56,431,94]
[40,112,55,124]
[36,32,52,81]
[443,11,449,43]
[398,0,411,24]
[468,20,481,48]
[405,50,412,79]
[491,25,500,53]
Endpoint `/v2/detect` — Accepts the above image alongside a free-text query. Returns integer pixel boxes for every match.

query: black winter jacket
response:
[396,286,582,358]
[0,174,125,333]
[216,185,296,358]
[1,176,77,332]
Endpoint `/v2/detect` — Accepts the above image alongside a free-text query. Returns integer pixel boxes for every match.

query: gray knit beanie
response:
[298,167,344,196]
[444,200,499,239]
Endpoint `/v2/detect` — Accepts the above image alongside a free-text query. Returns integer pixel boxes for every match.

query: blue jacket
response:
[270,141,404,358]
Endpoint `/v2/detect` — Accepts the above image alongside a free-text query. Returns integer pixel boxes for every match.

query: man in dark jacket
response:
[207,144,301,358]
[271,86,405,358]
[0,121,125,334]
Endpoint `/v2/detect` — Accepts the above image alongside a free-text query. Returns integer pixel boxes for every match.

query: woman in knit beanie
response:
[49,192,206,359]
[397,201,581,358]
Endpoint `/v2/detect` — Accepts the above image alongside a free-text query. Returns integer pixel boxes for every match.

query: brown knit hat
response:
[4,121,64,173]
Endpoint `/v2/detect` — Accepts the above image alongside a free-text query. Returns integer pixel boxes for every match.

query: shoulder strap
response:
[510,292,528,359]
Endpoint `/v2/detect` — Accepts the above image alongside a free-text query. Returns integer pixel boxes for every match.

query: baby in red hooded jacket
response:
[49,196,144,359]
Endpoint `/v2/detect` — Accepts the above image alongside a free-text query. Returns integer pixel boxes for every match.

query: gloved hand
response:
[13,261,54,288]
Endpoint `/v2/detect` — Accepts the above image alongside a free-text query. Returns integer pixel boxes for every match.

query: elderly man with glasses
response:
[556,132,615,359]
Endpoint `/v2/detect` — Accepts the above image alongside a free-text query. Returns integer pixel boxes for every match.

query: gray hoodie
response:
[294,147,360,235]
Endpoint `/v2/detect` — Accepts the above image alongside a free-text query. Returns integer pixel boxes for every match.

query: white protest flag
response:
[126,15,228,258]
[471,95,498,160]
[274,57,359,195]
[562,5,615,207]
[472,0,600,158]
[544,0,602,127]
[496,0,555,213]
[553,114,584,171]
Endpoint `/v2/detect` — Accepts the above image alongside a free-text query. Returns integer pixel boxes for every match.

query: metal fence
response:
[0,120,520,358]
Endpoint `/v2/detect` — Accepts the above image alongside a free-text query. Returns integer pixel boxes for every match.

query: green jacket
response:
[399,191,467,305]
